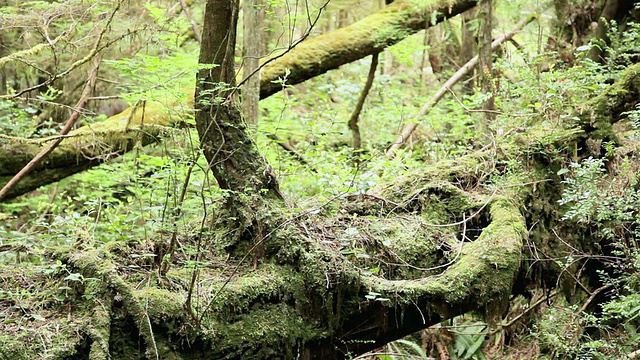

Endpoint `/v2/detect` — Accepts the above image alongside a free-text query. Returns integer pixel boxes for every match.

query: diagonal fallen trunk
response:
[385,15,536,158]
[258,0,479,98]
[0,100,188,200]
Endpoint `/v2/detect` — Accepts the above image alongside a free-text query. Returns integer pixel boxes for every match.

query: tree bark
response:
[241,0,263,132]
[478,0,495,128]
[195,0,282,264]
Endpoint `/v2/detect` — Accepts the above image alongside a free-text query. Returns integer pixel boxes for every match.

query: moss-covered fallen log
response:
[4,57,639,357]
[0,150,528,359]
[577,62,640,141]
[0,100,189,200]
[258,0,479,98]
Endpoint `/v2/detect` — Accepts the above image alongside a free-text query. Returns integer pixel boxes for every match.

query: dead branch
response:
[0,56,101,201]
[385,14,536,158]
[348,52,379,149]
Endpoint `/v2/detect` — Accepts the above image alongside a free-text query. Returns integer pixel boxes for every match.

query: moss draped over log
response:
[0,149,527,359]
[258,0,479,98]
[0,100,190,200]
[577,62,640,141]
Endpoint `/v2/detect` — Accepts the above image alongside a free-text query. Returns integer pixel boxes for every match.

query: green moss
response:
[0,94,193,200]
[206,304,322,359]
[259,0,477,97]
[134,288,184,321]
[362,196,525,316]
[0,265,89,359]
[84,281,112,360]
[200,264,304,319]
[0,318,84,359]
[579,62,640,140]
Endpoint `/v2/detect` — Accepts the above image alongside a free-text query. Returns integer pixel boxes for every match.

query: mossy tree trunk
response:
[195,0,283,260]
[195,0,274,196]
[551,0,639,65]
[3,0,640,357]
[258,0,480,98]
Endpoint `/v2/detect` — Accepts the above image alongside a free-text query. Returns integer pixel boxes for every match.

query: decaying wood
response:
[0,57,100,201]
[348,52,379,149]
[259,0,480,98]
[3,31,640,360]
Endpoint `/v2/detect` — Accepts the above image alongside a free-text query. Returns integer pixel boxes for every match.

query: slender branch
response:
[0,0,124,100]
[159,166,194,276]
[0,29,69,68]
[179,0,202,43]
[0,56,101,201]
[234,0,331,92]
[385,14,536,158]
[266,133,315,171]
[348,52,379,149]
[579,283,613,313]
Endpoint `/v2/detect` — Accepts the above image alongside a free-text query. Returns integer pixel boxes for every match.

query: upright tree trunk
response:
[460,8,478,93]
[196,0,275,196]
[478,0,495,128]
[242,0,263,132]
[588,0,621,63]
[195,0,283,256]
[551,0,638,64]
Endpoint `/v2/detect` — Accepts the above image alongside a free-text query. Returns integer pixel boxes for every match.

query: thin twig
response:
[266,132,316,171]
[579,283,613,313]
[179,0,202,43]
[233,0,331,91]
[0,29,69,68]
[489,291,557,335]
[0,56,101,201]
[385,15,536,158]
[0,0,125,100]
[160,163,195,276]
